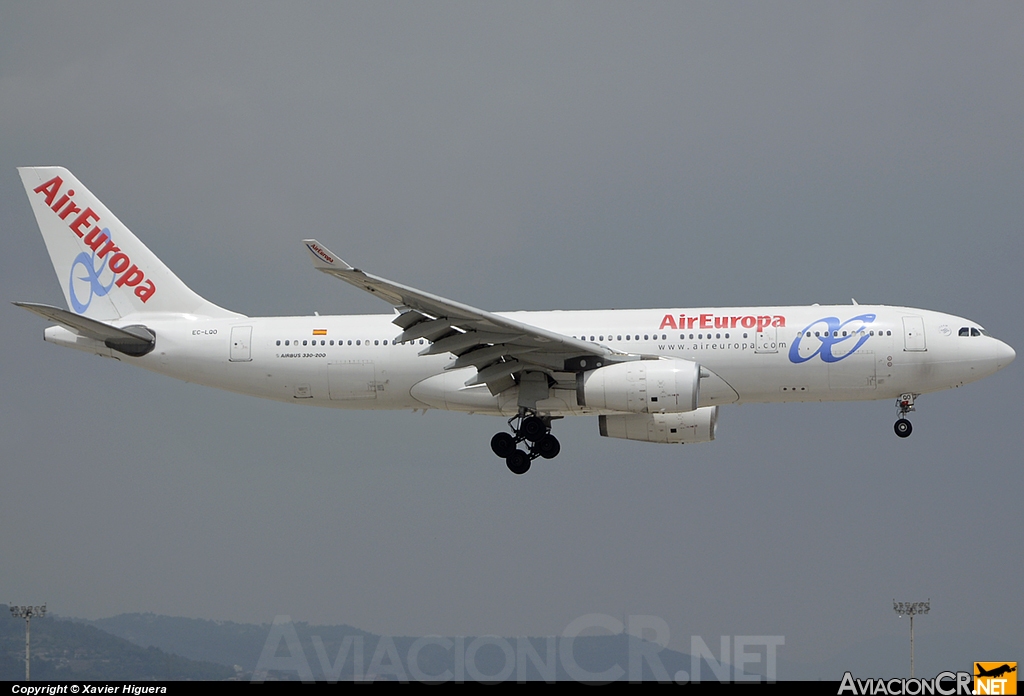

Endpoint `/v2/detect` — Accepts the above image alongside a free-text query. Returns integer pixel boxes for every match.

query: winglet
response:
[302,239,353,271]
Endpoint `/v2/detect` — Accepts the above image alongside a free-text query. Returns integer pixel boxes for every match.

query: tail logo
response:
[69,232,118,313]
[32,175,157,310]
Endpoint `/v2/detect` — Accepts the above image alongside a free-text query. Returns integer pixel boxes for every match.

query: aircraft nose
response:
[995,339,1015,369]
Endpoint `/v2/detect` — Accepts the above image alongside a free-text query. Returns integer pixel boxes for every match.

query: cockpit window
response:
[972,328,981,337]
[959,327,970,336]
[960,327,983,337]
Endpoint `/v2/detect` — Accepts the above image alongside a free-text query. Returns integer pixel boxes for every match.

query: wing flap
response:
[398,317,455,343]
[464,359,522,387]
[392,309,432,330]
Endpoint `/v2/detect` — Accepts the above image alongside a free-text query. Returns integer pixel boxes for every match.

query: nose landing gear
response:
[490,410,561,474]
[894,393,916,438]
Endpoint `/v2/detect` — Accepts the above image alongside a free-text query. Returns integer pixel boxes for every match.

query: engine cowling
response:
[578,358,700,414]
[598,406,718,444]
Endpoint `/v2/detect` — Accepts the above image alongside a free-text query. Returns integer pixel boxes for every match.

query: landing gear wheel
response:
[506,449,531,475]
[520,416,547,442]
[491,432,517,458]
[894,418,913,438]
[535,433,561,459]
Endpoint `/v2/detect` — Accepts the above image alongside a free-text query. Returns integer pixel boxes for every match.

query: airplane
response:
[14,167,1016,474]
[975,664,1017,679]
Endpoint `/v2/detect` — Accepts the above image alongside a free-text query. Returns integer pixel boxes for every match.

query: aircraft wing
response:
[302,239,627,394]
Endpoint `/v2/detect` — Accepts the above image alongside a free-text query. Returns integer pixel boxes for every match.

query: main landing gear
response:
[490,410,561,474]
[894,393,916,438]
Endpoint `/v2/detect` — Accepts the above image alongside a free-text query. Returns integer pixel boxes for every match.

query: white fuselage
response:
[48,304,1014,418]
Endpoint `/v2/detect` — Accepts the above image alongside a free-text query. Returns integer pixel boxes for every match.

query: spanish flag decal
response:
[313,329,327,336]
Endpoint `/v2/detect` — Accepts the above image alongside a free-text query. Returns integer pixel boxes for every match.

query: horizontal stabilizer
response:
[14,301,156,357]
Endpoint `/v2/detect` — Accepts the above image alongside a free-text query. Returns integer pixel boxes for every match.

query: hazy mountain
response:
[0,605,236,680]
[84,612,763,682]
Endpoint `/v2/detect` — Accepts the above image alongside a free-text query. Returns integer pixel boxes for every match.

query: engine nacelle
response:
[578,358,700,414]
[598,406,718,444]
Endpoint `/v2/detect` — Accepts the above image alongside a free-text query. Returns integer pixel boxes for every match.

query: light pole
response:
[9,604,46,681]
[893,599,929,677]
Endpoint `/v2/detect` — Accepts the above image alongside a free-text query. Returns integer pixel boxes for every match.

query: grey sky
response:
[2,2,1021,674]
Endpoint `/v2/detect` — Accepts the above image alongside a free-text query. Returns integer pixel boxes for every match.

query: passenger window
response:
[276,340,281,346]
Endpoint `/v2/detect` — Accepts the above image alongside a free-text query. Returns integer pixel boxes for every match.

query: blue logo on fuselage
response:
[788,313,876,364]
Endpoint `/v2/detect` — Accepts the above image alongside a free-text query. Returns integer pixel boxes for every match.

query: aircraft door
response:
[229,326,252,362]
[755,326,778,353]
[828,352,877,390]
[328,361,378,400]
[902,316,927,352]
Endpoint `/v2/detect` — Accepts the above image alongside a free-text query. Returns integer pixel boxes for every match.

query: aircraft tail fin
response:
[18,167,241,320]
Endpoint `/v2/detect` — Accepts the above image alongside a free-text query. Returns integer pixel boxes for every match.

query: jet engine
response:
[598,406,718,444]
[578,358,700,414]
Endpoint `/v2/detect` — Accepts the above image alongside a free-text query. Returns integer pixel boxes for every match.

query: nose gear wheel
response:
[893,394,916,438]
